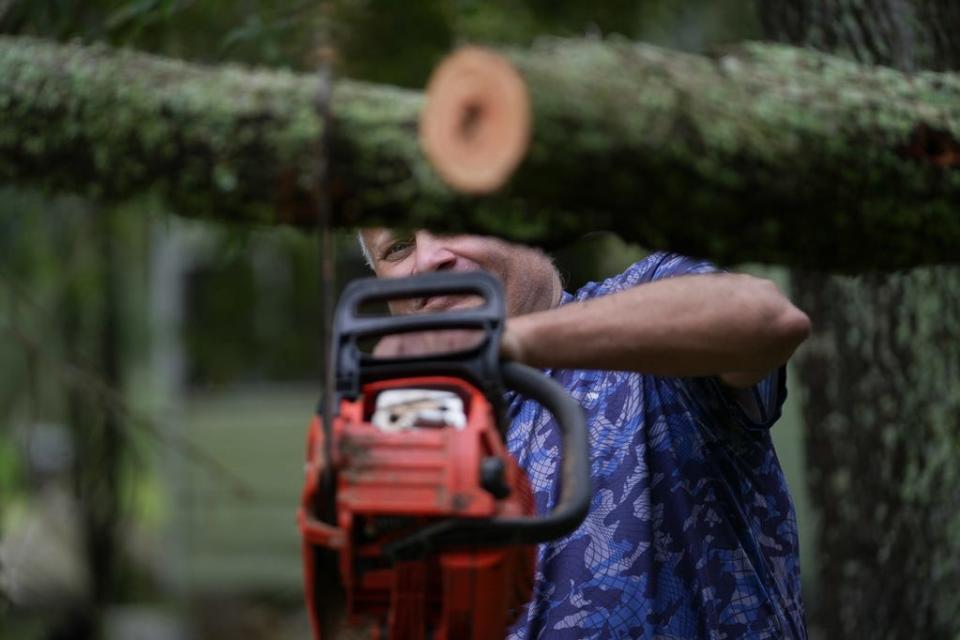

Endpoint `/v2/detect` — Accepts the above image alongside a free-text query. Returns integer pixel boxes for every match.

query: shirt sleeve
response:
[642,252,788,432]
[571,251,717,301]
[687,366,788,432]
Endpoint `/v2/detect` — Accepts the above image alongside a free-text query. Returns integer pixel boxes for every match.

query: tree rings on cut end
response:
[420,47,530,194]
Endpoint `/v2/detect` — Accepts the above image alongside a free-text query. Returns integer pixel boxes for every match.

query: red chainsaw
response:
[298,271,590,639]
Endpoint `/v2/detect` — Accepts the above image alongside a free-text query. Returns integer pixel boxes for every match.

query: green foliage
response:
[326,0,762,87]
[552,232,651,290]
[182,226,369,385]
[0,0,324,67]
[0,0,761,85]
[0,190,92,424]
[327,0,453,87]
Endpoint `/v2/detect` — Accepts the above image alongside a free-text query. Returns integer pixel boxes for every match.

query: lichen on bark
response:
[1,34,959,270]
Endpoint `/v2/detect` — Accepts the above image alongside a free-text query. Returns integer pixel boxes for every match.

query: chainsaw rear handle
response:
[332,271,505,405]
[383,360,592,560]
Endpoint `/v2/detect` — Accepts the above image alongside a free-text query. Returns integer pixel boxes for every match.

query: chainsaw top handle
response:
[330,271,591,558]
[332,271,505,408]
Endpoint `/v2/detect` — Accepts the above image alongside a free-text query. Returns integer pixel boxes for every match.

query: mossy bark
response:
[1,35,959,270]
[496,39,960,271]
[0,35,443,227]
[792,269,960,639]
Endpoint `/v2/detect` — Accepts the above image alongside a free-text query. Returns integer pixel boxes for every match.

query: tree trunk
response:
[791,269,960,638]
[58,204,127,639]
[759,2,960,638]
[1,35,959,270]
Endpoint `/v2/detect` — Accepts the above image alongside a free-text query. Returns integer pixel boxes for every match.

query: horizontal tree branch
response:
[1,35,958,270]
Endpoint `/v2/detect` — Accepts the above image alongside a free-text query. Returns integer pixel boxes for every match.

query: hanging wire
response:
[313,48,337,524]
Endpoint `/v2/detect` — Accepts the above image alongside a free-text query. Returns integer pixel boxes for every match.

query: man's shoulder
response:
[569,252,718,302]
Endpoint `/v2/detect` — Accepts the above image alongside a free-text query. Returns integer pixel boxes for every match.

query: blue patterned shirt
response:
[505,253,806,640]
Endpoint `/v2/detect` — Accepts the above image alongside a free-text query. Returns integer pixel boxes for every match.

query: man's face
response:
[360,229,558,317]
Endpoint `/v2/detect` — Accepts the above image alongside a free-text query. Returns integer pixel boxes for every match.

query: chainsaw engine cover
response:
[299,375,535,639]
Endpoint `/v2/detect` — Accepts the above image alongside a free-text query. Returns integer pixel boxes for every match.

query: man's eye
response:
[382,240,414,261]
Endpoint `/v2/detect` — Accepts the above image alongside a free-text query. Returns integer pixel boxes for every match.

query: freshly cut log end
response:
[420,46,531,194]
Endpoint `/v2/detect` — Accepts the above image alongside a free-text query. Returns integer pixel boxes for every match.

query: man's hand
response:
[373,330,485,358]
[373,328,524,362]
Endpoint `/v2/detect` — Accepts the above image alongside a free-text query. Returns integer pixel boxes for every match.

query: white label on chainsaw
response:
[371,389,467,432]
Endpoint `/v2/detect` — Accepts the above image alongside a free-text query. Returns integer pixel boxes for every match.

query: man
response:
[360,229,811,640]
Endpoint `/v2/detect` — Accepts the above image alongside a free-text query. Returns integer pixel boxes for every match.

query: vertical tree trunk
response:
[59,205,127,639]
[759,2,960,638]
[790,270,960,637]
[89,205,124,618]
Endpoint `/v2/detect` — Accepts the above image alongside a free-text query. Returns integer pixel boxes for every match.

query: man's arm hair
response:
[502,272,810,388]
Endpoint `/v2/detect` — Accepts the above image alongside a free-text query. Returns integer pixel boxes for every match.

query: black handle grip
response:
[332,272,506,403]
[384,361,592,559]
[334,271,504,337]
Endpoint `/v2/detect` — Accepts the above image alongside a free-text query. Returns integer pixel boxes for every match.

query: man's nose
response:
[413,231,457,273]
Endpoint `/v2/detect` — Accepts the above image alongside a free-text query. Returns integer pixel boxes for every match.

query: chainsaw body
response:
[299,272,590,639]
[300,375,535,638]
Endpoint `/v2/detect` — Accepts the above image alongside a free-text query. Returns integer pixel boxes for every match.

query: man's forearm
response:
[503,273,810,385]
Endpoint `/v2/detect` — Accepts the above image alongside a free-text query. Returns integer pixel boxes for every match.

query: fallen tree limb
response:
[0,35,444,228]
[422,41,960,271]
[1,35,958,270]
